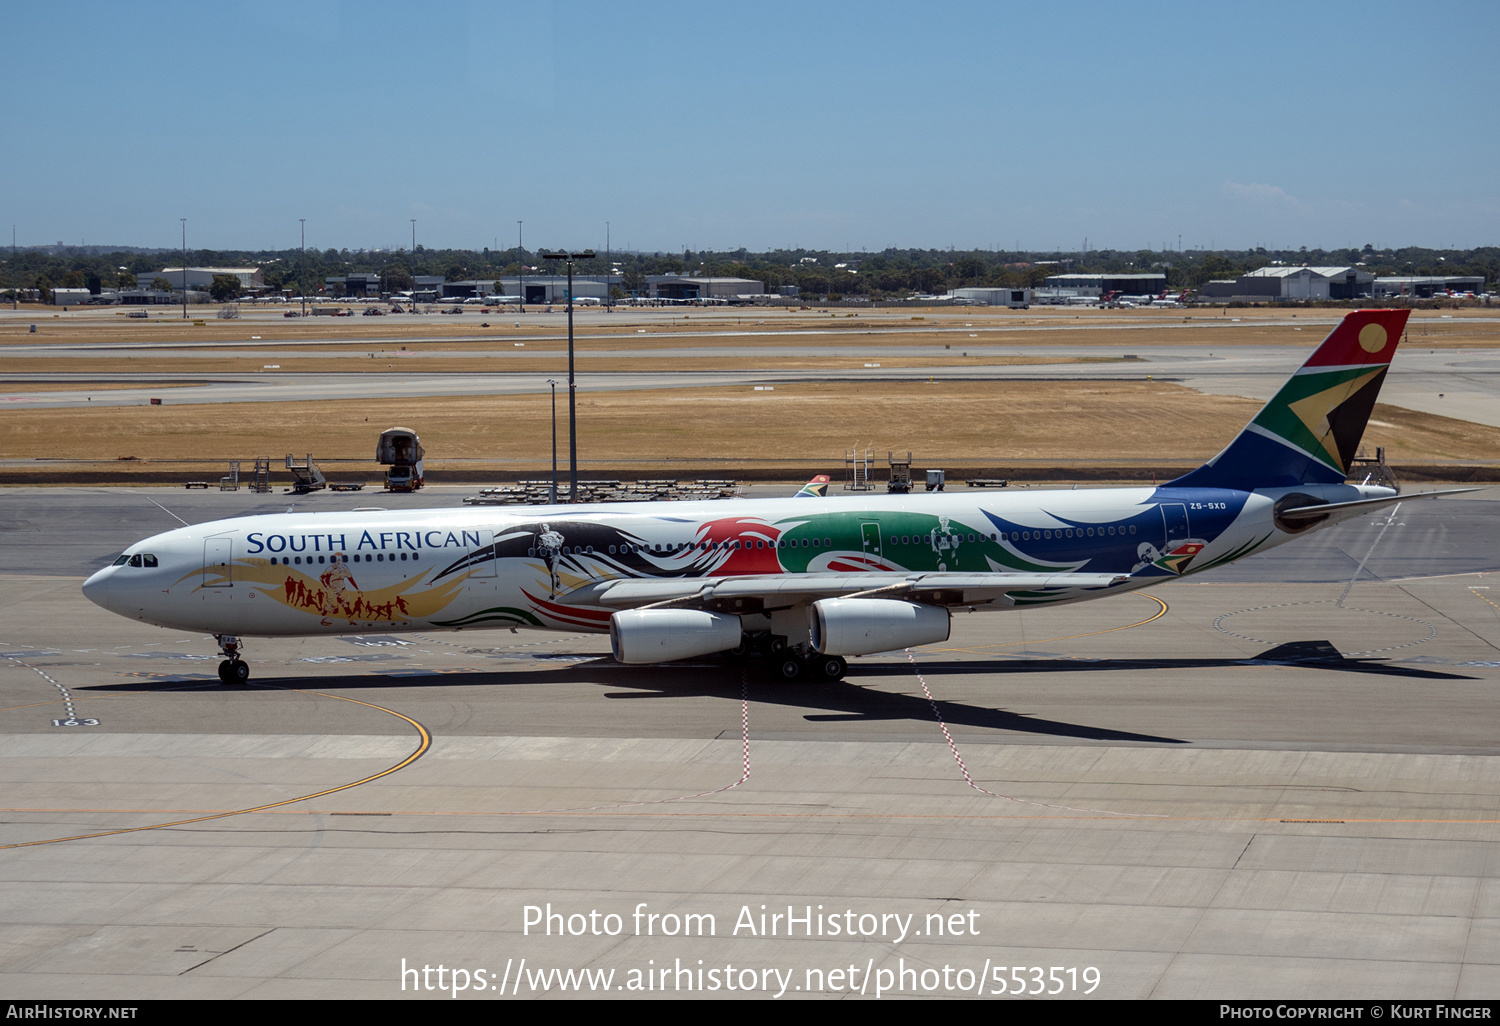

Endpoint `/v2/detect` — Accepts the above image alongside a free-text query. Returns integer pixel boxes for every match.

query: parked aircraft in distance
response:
[84,310,1472,685]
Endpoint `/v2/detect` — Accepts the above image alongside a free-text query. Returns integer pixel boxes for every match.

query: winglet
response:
[1170,309,1411,490]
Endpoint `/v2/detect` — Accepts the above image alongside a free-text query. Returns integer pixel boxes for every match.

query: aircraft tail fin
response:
[1170,309,1410,490]
[795,474,832,498]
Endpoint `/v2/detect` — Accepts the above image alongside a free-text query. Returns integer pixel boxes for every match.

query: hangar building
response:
[949,287,1032,307]
[646,276,766,300]
[1041,273,1167,298]
[1200,266,1374,302]
[1373,276,1486,299]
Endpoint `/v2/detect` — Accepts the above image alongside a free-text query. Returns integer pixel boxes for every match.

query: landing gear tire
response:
[218,659,249,685]
[809,654,847,682]
[774,657,804,682]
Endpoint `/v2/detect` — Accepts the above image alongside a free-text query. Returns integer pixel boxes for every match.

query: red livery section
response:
[1300,309,1410,369]
[697,517,784,575]
[521,588,613,630]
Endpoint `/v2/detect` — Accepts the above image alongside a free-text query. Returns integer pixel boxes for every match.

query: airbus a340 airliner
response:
[84,309,1469,685]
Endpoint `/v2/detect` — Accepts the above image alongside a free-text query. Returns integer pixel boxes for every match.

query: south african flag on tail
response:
[1171,309,1410,490]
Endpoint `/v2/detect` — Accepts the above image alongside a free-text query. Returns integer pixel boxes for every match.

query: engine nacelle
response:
[809,598,950,656]
[609,608,743,664]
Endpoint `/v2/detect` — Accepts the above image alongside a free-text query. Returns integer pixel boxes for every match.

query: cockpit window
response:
[142,554,158,567]
[127,554,143,567]
[112,554,130,566]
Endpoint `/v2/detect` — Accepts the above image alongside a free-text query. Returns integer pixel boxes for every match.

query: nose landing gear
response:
[215,635,249,685]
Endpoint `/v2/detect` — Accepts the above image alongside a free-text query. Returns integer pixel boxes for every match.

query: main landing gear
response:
[733,632,848,682]
[215,635,249,685]
[774,652,847,683]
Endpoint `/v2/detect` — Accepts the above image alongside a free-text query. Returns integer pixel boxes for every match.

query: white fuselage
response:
[82,482,1389,646]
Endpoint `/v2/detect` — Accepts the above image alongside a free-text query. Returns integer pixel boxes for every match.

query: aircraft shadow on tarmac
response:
[77,639,1473,746]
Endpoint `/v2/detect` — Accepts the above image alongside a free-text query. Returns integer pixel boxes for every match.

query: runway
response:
[2,487,1498,998]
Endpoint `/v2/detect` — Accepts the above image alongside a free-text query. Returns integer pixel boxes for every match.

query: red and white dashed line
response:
[4,652,82,720]
[904,648,1161,818]
[510,664,753,815]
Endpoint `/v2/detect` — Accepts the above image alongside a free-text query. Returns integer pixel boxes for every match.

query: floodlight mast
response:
[541,250,596,502]
[547,378,558,505]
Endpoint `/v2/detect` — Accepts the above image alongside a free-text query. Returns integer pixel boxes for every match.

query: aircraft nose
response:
[82,567,114,610]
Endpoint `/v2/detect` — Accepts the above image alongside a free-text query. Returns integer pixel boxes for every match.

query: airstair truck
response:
[377,427,425,492]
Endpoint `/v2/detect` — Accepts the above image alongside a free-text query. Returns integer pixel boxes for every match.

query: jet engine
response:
[609,608,744,664]
[808,598,950,656]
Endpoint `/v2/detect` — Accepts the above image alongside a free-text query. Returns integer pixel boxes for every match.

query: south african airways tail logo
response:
[1173,309,1409,490]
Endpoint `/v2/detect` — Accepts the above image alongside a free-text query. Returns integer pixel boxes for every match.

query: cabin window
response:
[824,538,831,547]
[1130,525,1137,534]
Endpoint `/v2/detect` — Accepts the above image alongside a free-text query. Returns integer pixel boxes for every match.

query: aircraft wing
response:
[574,571,1129,610]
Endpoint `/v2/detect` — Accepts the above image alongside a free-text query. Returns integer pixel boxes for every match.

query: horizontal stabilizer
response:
[1277,487,1482,520]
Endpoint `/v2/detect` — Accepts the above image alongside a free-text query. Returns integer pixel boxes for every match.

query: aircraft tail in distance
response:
[794,475,832,498]
[1170,309,1411,490]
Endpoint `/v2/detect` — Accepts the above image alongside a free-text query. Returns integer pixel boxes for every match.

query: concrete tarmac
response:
[1,488,1498,999]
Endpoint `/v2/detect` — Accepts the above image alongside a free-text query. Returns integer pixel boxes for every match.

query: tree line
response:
[2,242,1494,300]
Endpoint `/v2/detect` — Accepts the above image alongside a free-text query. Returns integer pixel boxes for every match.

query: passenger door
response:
[202,537,233,587]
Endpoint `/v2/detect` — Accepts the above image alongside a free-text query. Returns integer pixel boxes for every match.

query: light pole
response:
[542,250,595,502]
[299,219,307,316]
[546,378,558,504]
[516,221,524,313]
[605,221,611,313]
[179,219,187,319]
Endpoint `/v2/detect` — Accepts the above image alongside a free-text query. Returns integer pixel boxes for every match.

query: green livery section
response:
[772,510,1075,575]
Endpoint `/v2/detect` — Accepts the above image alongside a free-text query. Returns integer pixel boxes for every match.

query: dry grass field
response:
[4,381,1495,474]
[3,305,1495,481]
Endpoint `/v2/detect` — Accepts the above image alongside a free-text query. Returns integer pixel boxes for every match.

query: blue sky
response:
[4,1,1496,253]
